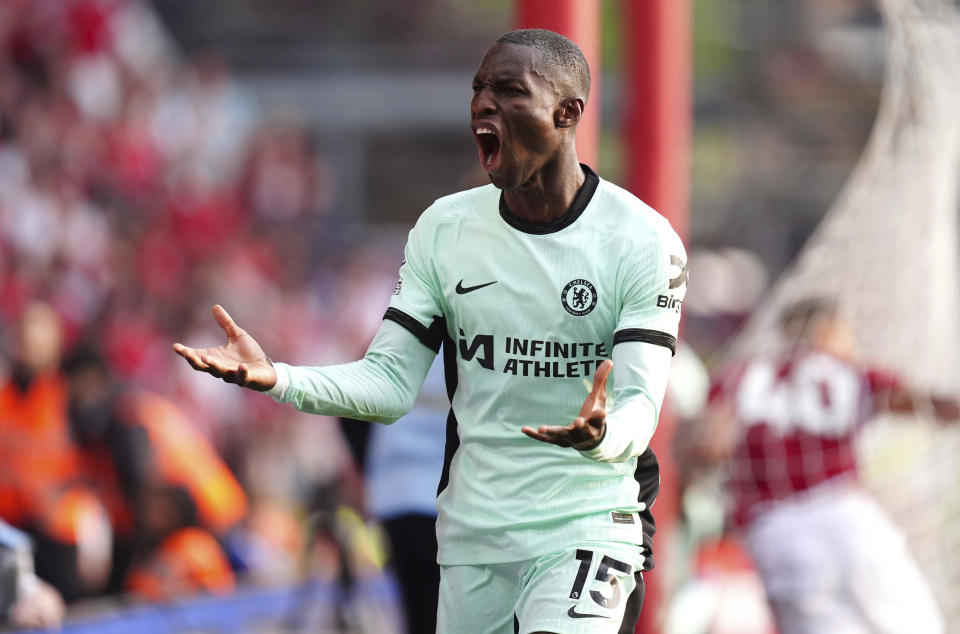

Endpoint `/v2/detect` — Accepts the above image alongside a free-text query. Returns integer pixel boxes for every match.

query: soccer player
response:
[174,29,687,633]
[699,297,954,634]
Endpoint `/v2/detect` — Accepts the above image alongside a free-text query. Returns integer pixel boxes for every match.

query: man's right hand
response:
[173,305,277,392]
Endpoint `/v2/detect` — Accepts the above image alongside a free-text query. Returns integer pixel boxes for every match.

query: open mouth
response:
[474,125,501,172]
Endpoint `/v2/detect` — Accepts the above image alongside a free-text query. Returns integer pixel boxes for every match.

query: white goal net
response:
[724,0,960,628]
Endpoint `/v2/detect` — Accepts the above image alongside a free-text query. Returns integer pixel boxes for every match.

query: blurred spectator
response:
[0,302,112,601]
[62,344,247,597]
[364,356,447,634]
[242,119,324,224]
[685,297,957,634]
[0,0,337,401]
[0,518,66,630]
[0,1,359,609]
[326,261,443,633]
[124,485,236,601]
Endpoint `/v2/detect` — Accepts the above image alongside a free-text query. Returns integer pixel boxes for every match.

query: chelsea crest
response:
[561,279,597,316]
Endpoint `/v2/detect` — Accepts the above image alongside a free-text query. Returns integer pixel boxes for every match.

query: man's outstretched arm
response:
[522,219,687,460]
[174,305,438,424]
[521,341,672,462]
[878,384,960,423]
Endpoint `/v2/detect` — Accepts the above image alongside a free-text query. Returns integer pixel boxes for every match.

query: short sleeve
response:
[384,216,446,353]
[614,225,687,356]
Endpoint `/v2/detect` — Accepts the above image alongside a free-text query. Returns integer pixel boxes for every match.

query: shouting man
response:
[175,29,686,634]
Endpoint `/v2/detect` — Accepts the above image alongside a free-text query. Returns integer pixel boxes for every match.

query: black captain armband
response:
[613,329,677,356]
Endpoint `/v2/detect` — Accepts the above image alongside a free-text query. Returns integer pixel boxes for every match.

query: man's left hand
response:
[522,360,612,450]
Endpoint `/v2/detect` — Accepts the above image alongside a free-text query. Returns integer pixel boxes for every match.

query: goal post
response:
[514,0,602,169]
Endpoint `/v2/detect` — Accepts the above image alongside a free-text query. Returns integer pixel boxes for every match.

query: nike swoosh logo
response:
[455,280,497,294]
[567,606,608,619]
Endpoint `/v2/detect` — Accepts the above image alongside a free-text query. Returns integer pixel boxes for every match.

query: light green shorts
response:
[437,541,645,634]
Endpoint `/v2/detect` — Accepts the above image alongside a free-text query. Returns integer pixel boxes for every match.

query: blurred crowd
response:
[0,0,399,626]
[1,0,947,632]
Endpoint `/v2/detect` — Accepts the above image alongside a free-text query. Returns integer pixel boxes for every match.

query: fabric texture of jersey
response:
[386,166,686,566]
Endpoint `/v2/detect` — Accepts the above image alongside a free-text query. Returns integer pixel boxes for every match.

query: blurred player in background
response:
[693,297,955,634]
[175,28,686,633]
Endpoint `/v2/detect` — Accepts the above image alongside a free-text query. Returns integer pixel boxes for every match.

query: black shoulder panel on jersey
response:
[499,164,600,235]
[383,308,444,353]
[613,329,677,356]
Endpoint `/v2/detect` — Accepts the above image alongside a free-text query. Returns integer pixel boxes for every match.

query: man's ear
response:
[556,97,584,128]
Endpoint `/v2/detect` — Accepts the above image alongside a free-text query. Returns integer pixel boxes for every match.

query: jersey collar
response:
[498,164,599,235]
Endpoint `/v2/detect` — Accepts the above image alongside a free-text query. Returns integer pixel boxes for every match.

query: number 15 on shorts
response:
[569,549,632,612]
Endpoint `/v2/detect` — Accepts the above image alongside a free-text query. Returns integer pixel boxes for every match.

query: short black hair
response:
[61,342,108,378]
[495,28,591,103]
[780,296,839,338]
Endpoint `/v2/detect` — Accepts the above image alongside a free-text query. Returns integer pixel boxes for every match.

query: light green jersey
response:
[270,166,687,567]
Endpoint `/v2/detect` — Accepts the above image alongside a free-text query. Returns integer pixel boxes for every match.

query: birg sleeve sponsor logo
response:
[657,255,687,314]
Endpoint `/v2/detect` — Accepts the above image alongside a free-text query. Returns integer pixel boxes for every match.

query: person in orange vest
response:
[0,303,112,601]
[61,344,246,597]
[124,485,236,601]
